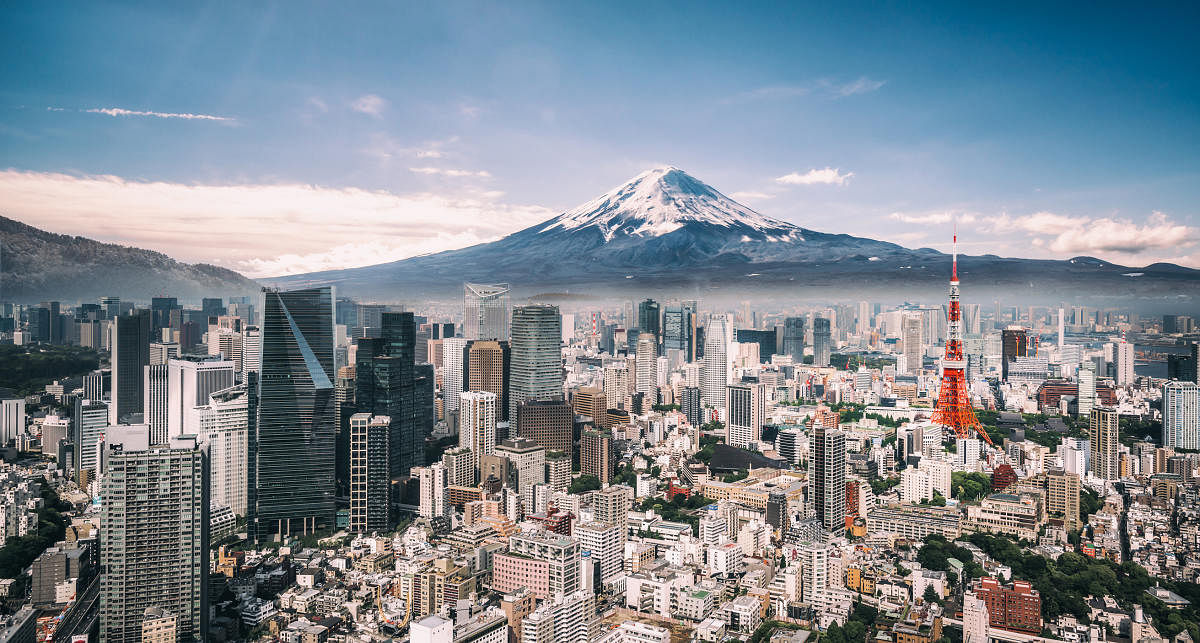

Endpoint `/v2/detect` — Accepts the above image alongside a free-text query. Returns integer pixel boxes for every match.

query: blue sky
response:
[1,2,1197,276]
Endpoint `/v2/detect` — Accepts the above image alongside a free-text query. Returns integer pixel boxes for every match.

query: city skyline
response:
[1,3,1198,276]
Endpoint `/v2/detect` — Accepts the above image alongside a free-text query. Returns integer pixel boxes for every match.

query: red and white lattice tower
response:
[932,235,994,446]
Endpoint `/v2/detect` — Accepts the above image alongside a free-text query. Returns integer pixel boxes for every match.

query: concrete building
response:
[349,413,391,533]
[725,384,764,449]
[1164,381,1200,450]
[1090,407,1120,481]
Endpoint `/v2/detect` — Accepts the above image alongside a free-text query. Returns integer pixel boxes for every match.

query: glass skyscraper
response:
[251,287,336,542]
[356,312,424,479]
[110,309,151,424]
[782,317,804,362]
[509,304,563,420]
[813,317,832,367]
[464,282,511,341]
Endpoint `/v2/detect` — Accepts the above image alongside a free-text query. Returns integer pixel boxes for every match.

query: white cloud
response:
[775,167,854,186]
[888,211,977,225]
[0,170,552,278]
[730,191,774,201]
[976,210,1198,262]
[409,167,492,178]
[351,94,387,117]
[84,107,233,122]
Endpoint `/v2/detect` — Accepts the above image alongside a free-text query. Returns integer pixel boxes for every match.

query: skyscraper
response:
[460,391,498,465]
[681,386,702,427]
[194,381,252,517]
[782,317,804,362]
[509,304,563,420]
[466,340,510,420]
[442,337,468,415]
[143,364,169,444]
[662,303,695,361]
[1163,381,1200,450]
[349,413,391,533]
[1001,326,1028,381]
[901,313,923,374]
[464,282,511,341]
[812,317,832,367]
[517,400,573,456]
[701,315,731,408]
[812,424,846,535]
[355,312,423,478]
[725,384,764,449]
[1089,407,1119,481]
[635,334,657,403]
[413,462,448,519]
[72,398,107,486]
[1077,362,1097,417]
[101,432,208,641]
[581,428,614,484]
[251,287,336,542]
[637,299,660,343]
[110,309,151,424]
[167,359,237,442]
[1114,339,1135,385]
[1046,467,1081,532]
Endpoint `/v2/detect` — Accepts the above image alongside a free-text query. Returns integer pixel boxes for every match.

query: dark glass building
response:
[782,317,805,362]
[109,309,151,424]
[251,287,336,542]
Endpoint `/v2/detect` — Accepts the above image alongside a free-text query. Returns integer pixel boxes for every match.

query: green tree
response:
[568,474,602,494]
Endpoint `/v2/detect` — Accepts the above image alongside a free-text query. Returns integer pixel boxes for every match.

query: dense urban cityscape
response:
[0,242,1198,642]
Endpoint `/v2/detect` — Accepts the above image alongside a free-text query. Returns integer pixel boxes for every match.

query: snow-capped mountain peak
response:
[538,166,797,241]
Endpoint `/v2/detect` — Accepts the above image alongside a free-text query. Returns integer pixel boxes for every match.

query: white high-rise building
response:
[72,398,108,484]
[1114,339,1135,386]
[603,362,631,411]
[725,384,765,449]
[414,463,448,519]
[194,385,250,516]
[168,359,236,442]
[460,391,498,459]
[1,399,26,446]
[575,521,623,584]
[1163,382,1200,450]
[520,590,595,643]
[701,315,731,408]
[1077,363,1096,417]
[635,335,657,402]
[241,326,261,377]
[442,337,468,414]
[956,438,980,471]
[799,544,829,604]
[901,313,923,374]
[143,364,170,445]
[962,592,989,643]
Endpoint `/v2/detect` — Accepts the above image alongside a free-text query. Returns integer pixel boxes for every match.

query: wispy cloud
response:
[409,166,491,178]
[888,211,977,225]
[775,167,854,186]
[83,107,233,121]
[819,76,886,97]
[351,94,387,117]
[0,170,552,277]
[730,191,774,201]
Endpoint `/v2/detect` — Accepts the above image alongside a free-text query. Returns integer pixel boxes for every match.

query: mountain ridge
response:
[0,215,258,303]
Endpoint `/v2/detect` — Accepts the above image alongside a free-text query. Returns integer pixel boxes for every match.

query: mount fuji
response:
[270,167,1200,306]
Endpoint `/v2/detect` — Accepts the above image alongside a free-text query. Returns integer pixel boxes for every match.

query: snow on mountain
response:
[537,166,802,241]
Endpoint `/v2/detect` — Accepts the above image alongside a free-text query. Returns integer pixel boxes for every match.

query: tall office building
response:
[143,364,170,445]
[460,391,498,464]
[101,432,208,641]
[856,301,871,335]
[517,400,573,456]
[726,384,764,449]
[509,305,563,420]
[812,317,832,367]
[782,317,804,362]
[1114,339,1135,386]
[149,342,179,366]
[1001,326,1028,381]
[663,303,695,361]
[812,424,846,535]
[251,287,336,542]
[681,386,702,428]
[1077,363,1097,417]
[466,340,510,420]
[194,382,252,517]
[637,299,660,342]
[1046,468,1081,532]
[72,398,107,485]
[442,337,468,415]
[241,326,262,378]
[356,312,423,478]
[901,313,923,375]
[635,334,657,402]
[1089,408,1120,481]
[349,413,391,533]
[167,359,237,442]
[110,309,151,425]
[581,429,615,484]
[701,315,731,408]
[413,463,448,519]
[571,388,607,429]
[1163,381,1200,450]
[464,282,511,341]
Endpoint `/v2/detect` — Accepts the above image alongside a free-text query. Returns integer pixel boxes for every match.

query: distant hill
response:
[269,167,1200,308]
[0,215,258,303]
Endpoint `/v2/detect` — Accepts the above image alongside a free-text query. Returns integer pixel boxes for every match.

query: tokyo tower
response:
[932,235,994,446]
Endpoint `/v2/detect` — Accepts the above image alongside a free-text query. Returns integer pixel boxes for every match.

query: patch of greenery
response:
[651,403,680,412]
[870,476,901,495]
[821,601,879,643]
[951,471,992,502]
[0,480,71,578]
[568,474,602,494]
[0,345,100,396]
[722,469,748,483]
[637,494,712,534]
